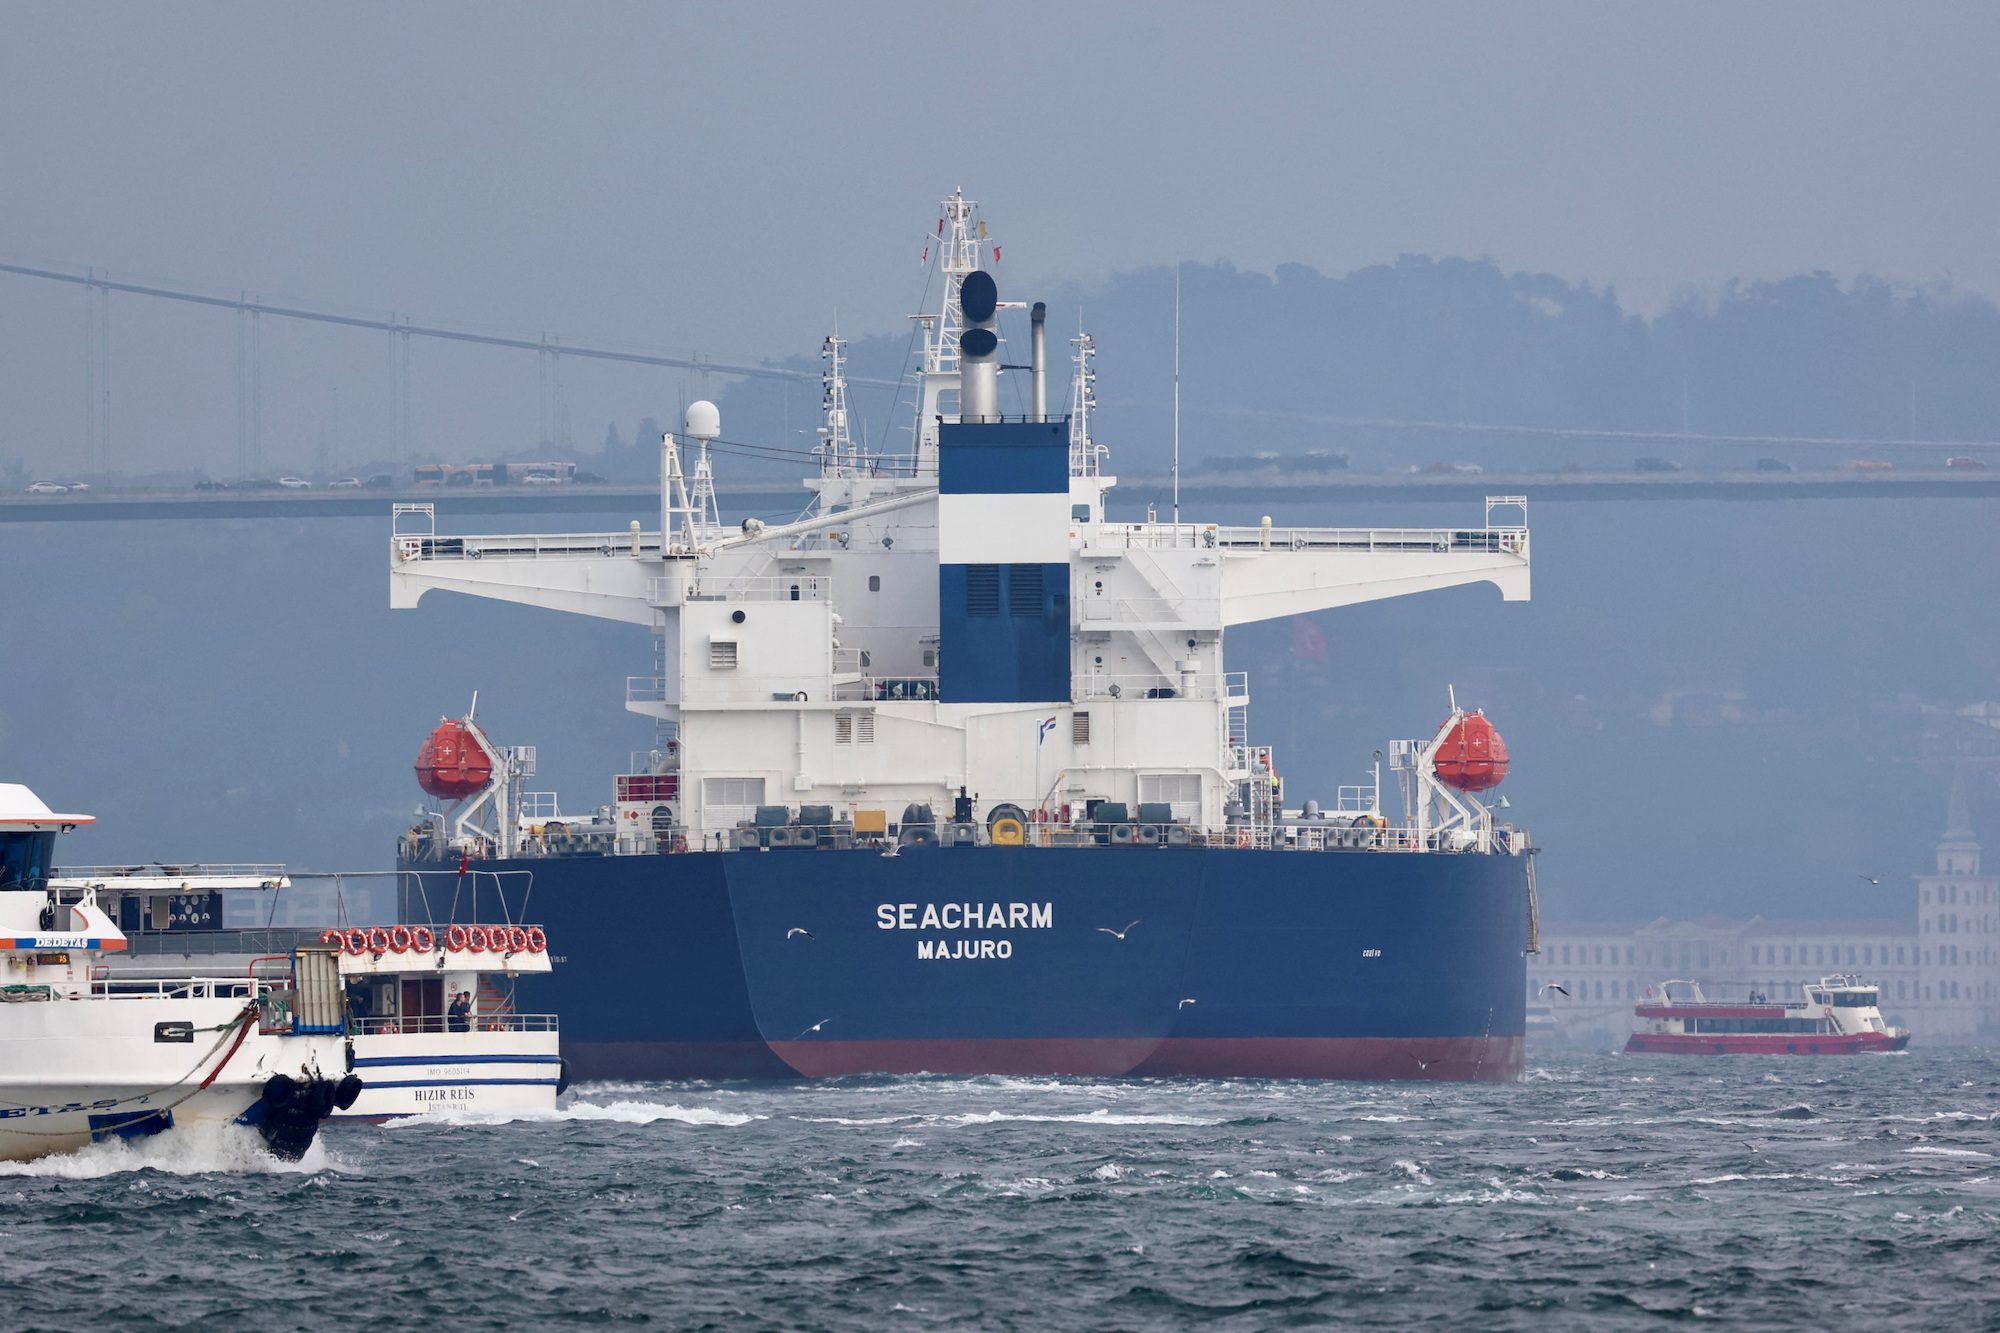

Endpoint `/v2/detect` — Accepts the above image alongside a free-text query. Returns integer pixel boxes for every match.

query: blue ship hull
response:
[404,846,1529,1083]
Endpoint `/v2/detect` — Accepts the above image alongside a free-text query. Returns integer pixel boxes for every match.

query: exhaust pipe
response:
[1030,301,1047,422]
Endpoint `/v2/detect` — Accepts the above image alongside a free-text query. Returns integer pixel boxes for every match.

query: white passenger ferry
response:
[1,784,359,1161]
[1625,975,1910,1056]
[54,864,564,1121]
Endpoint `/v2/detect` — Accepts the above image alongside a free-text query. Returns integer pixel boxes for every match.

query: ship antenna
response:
[1172,263,1181,526]
[819,330,858,476]
[1069,323,1098,477]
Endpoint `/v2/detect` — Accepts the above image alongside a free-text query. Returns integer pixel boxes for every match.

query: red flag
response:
[457,849,471,877]
[920,245,929,265]
[993,245,1002,263]
[937,218,944,236]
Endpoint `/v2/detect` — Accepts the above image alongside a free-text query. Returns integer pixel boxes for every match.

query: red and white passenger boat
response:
[1624,975,1910,1055]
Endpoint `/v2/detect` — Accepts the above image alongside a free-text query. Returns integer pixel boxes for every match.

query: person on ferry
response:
[447,989,472,1033]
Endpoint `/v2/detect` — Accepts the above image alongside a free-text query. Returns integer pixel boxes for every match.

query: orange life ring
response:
[319,928,343,948]
[466,925,489,953]
[342,928,367,956]
[365,926,392,954]
[525,926,548,952]
[1235,831,1251,850]
[412,925,436,953]
[388,925,414,953]
[507,926,530,953]
[445,924,470,952]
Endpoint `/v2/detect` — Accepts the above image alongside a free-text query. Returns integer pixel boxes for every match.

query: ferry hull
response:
[1624,1032,1910,1056]
[407,845,1530,1083]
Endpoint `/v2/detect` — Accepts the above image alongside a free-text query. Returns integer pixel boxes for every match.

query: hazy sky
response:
[4,1,1997,474]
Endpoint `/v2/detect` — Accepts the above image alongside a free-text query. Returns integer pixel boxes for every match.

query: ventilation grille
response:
[965,564,1001,617]
[1072,711,1091,745]
[834,710,876,745]
[709,639,738,670]
[1008,563,1044,617]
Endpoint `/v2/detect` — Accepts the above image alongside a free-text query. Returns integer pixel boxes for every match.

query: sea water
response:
[2,1050,1994,1329]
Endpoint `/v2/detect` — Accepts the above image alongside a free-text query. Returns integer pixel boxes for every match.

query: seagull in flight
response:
[795,1018,832,1040]
[880,845,901,859]
[786,927,813,940]
[1097,919,1142,940]
[1410,1053,1439,1072]
[1178,998,1197,1010]
[1539,983,1570,998]
[1857,874,1882,886]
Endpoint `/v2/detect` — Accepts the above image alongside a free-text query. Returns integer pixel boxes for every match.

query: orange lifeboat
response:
[1433,711,1508,791]
[415,718,493,801]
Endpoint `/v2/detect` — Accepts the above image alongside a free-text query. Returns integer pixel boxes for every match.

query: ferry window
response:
[869,575,881,592]
[1071,504,1091,522]
[0,831,56,891]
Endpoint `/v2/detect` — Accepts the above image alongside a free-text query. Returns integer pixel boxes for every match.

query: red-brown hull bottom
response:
[766,1035,1525,1082]
[1624,1032,1910,1056]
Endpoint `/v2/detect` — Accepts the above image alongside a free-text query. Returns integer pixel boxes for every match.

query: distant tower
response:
[1914,763,1998,1043]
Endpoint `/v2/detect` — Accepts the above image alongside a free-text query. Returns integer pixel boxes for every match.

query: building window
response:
[1595,981,1604,1000]
[1594,946,1602,965]
[1863,946,1872,965]
[1626,946,1634,965]
[1783,947,1792,964]
[1898,947,1906,964]
[1562,945,1571,965]
[868,575,881,592]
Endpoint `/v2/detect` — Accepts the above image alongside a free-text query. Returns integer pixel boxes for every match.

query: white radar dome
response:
[684,401,721,441]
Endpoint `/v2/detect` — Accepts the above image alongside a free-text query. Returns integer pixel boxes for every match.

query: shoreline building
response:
[1532,768,1994,1046]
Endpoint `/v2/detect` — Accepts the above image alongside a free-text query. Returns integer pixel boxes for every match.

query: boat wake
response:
[0,1122,336,1179]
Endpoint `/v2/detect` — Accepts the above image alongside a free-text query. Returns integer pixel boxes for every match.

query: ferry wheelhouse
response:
[1624,976,1910,1056]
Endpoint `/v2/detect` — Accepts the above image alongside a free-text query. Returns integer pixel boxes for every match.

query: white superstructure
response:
[390,191,1531,852]
[0,785,359,1161]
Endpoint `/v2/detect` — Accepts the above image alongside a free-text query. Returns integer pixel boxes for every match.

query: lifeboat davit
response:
[415,718,493,801]
[1433,712,1508,791]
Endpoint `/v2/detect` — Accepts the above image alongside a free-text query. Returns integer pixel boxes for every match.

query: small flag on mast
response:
[920,245,929,265]
[993,245,1002,264]
[1037,716,1057,745]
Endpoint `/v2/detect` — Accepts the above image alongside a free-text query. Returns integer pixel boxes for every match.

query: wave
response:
[1903,1146,1992,1159]
[382,1099,760,1129]
[0,1122,336,1179]
[935,1109,1222,1128]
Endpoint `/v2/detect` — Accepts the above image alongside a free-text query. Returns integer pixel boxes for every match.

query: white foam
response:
[938,1109,1220,1128]
[383,1099,758,1129]
[0,1121,337,1179]
[1903,1146,1992,1159]
[1087,1162,1126,1181]
[1392,1159,1433,1185]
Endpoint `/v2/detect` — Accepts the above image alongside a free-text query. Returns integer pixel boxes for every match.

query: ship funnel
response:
[1030,301,1047,422]
[959,269,999,421]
